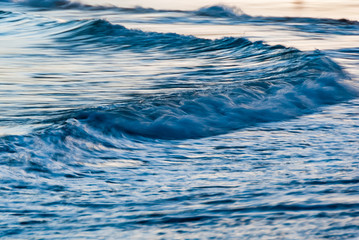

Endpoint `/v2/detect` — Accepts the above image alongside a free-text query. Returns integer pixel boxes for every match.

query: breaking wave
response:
[0,12,356,141]
[0,9,356,171]
[194,5,247,18]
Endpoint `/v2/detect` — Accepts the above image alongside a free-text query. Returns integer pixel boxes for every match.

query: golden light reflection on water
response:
[84,0,359,20]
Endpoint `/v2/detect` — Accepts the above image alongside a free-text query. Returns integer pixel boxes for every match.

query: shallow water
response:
[0,0,359,239]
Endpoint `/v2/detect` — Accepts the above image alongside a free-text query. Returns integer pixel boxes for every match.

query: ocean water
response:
[0,0,359,239]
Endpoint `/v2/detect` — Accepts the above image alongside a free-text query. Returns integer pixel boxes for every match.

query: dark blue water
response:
[1,0,359,239]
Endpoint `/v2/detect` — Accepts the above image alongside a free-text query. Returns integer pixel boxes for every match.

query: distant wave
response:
[0,0,184,13]
[192,6,359,36]
[2,0,242,15]
[2,0,359,36]
[194,5,247,18]
[1,0,116,10]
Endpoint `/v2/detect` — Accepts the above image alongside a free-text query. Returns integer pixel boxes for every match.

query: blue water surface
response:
[0,0,359,239]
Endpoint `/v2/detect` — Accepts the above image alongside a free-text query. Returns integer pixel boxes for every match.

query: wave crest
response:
[194,5,246,18]
[1,15,356,140]
[0,11,357,141]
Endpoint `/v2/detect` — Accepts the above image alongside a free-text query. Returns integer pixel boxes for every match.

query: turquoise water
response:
[0,0,359,239]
